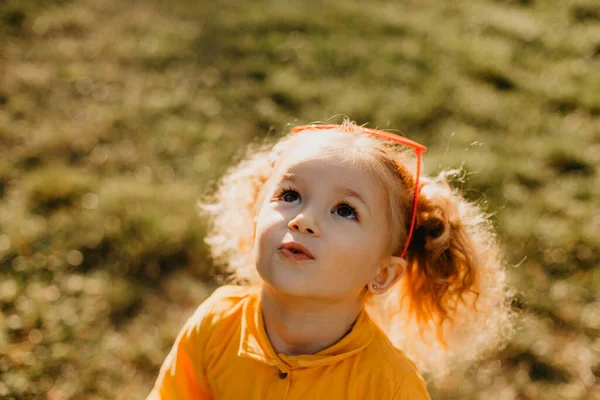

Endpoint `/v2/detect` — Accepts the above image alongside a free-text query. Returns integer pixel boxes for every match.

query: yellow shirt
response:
[147,285,431,400]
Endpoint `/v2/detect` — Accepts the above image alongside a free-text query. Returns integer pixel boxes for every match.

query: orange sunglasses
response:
[291,124,427,259]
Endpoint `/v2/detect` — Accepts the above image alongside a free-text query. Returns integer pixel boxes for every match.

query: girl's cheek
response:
[328,234,355,252]
[270,203,298,222]
[258,206,287,228]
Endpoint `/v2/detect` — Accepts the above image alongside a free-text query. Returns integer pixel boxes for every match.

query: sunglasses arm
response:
[399,149,423,259]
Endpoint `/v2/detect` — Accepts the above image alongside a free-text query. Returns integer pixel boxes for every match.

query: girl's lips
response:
[279,242,314,261]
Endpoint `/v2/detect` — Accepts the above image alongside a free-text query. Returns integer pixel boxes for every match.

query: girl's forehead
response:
[276,142,368,176]
[272,144,387,202]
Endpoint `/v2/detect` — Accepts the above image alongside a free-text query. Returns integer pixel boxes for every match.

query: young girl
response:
[147,121,512,399]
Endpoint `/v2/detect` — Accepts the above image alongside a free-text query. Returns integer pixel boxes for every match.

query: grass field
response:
[1,0,599,398]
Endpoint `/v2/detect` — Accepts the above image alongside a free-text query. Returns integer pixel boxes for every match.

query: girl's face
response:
[253,142,392,301]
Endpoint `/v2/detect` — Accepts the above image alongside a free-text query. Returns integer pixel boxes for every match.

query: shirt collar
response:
[238,287,376,370]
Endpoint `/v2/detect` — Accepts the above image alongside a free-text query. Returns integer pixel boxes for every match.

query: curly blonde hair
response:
[201,121,513,377]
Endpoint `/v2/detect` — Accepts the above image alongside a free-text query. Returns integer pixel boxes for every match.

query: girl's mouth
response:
[279,242,314,261]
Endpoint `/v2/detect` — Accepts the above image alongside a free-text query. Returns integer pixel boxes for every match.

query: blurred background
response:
[1,0,599,398]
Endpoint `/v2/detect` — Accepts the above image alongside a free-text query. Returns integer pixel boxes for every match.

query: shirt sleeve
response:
[146,299,215,400]
[392,369,431,400]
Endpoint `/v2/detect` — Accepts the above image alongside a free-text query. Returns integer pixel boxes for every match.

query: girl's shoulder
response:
[184,284,258,331]
[366,326,425,383]
[206,284,258,311]
[363,333,430,399]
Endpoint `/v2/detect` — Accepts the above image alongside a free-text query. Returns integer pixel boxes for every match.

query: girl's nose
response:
[288,214,320,236]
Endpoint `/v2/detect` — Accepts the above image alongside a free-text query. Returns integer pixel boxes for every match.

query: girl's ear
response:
[368,257,407,295]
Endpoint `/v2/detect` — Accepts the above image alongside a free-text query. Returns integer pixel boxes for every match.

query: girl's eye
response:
[333,203,359,220]
[277,189,301,204]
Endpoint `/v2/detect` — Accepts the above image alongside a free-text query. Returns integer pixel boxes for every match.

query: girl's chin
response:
[257,259,358,299]
[259,273,316,297]
[262,276,353,301]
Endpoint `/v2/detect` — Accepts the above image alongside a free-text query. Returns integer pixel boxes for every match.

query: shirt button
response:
[278,370,288,379]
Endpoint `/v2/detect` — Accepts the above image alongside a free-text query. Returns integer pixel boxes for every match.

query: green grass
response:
[1,0,599,398]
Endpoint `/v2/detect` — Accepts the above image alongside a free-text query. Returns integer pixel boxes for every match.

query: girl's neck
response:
[260,284,364,356]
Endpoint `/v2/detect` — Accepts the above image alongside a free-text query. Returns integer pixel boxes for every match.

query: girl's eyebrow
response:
[336,187,370,213]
